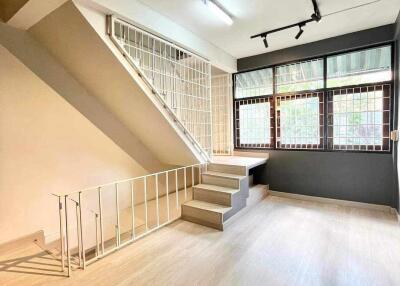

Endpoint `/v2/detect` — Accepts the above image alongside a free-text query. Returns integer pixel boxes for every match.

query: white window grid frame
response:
[275,91,325,150]
[234,97,275,149]
[327,84,391,152]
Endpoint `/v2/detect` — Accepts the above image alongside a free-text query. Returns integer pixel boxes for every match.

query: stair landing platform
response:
[211,155,268,174]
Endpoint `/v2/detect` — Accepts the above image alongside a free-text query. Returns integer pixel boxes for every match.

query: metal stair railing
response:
[107,16,212,161]
[51,163,207,277]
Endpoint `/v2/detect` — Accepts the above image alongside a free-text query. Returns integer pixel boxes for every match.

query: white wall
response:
[0,43,151,244]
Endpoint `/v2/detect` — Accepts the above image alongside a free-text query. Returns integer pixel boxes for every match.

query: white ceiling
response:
[139,0,400,59]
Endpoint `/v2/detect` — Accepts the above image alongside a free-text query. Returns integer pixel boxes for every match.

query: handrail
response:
[51,163,203,197]
[53,163,207,277]
[107,15,212,162]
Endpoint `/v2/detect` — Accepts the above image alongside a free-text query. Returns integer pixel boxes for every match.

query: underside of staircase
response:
[182,158,266,230]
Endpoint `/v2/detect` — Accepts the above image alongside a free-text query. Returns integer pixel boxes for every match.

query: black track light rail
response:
[250,19,313,39]
[250,0,321,40]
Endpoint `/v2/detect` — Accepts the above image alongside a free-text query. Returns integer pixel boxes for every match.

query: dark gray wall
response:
[238,24,394,71]
[239,24,398,208]
[251,151,394,206]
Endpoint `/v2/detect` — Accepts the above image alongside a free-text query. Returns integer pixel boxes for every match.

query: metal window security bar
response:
[276,92,324,149]
[233,43,394,153]
[52,163,206,277]
[108,16,212,158]
[212,74,233,155]
[327,84,391,151]
[234,97,274,148]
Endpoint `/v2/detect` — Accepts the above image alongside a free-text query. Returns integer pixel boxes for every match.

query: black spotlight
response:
[311,13,322,22]
[263,36,268,48]
[295,25,304,40]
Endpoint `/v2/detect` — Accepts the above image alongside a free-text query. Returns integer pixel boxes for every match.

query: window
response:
[234,68,273,98]
[275,59,324,93]
[233,44,393,152]
[327,45,392,88]
[276,92,324,149]
[235,97,274,148]
[327,84,391,151]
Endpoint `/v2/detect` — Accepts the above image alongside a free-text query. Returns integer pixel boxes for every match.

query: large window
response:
[235,97,274,148]
[234,44,393,152]
[276,92,324,149]
[327,84,391,151]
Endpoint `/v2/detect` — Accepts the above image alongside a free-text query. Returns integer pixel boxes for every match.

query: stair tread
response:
[183,200,232,214]
[194,184,240,194]
[203,171,246,180]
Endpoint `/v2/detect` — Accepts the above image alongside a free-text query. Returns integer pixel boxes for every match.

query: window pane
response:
[275,59,324,93]
[276,92,324,149]
[327,46,391,88]
[235,98,273,148]
[235,68,273,98]
[327,84,391,151]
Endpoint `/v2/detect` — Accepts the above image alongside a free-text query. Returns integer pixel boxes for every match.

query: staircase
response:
[182,161,253,230]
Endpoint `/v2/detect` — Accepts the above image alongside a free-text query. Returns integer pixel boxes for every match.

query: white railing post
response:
[166,172,170,221]
[58,196,65,272]
[184,167,187,201]
[175,169,179,211]
[64,195,71,277]
[155,174,160,227]
[75,201,81,268]
[78,192,85,269]
[115,183,120,246]
[144,177,148,231]
[98,187,104,255]
[131,180,135,239]
[95,213,99,257]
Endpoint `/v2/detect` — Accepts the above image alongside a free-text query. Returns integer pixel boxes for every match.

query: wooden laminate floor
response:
[1,194,399,286]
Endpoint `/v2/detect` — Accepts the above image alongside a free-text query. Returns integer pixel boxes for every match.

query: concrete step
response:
[201,171,246,188]
[193,184,240,206]
[181,200,232,231]
[207,163,247,176]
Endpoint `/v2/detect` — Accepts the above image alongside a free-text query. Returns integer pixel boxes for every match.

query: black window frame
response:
[233,42,395,154]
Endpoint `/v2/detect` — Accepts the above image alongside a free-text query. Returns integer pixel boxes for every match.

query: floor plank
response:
[1,195,399,286]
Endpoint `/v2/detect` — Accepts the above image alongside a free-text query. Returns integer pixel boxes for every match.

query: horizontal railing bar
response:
[52,163,204,197]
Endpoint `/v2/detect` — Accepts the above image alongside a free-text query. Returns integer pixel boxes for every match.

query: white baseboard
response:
[0,230,44,251]
[44,231,60,245]
[268,190,395,214]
